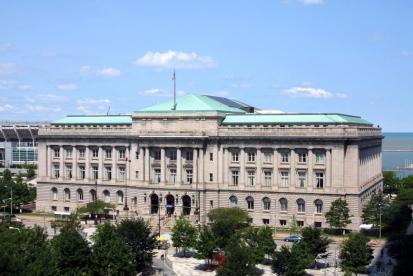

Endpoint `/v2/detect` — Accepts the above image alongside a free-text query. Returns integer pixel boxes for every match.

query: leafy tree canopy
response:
[339,233,373,275]
[325,198,352,234]
[76,199,115,216]
[300,226,330,257]
[241,226,276,264]
[362,192,391,228]
[272,242,314,276]
[171,215,198,257]
[194,226,217,265]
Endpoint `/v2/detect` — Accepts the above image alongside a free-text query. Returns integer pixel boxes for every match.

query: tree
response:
[300,226,330,257]
[171,215,198,257]
[325,198,352,234]
[26,167,36,179]
[339,233,373,275]
[117,218,157,273]
[272,242,314,276]
[217,235,257,276]
[289,215,299,235]
[383,171,400,196]
[0,169,36,207]
[91,222,135,275]
[207,207,249,248]
[362,192,391,228]
[241,226,276,263]
[50,221,91,275]
[194,226,217,266]
[389,234,413,276]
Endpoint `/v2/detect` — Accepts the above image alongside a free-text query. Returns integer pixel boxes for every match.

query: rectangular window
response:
[247,152,256,162]
[281,171,289,187]
[65,165,72,179]
[209,152,213,161]
[170,169,176,184]
[264,171,272,186]
[263,219,270,225]
[92,166,98,180]
[315,172,324,189]
[186,151,193,161]
[314,222,322,228]
[53,148,60,158]
[79,165,85,179]
[279,219,287,226]
[186,169,193,184]
[51,206,57,211]
[92,148,99,158]
[118,167,126,181]
[154,169,161,183]
[232,151,239,162]
[53,165,60,178]
[105,149,112,159]
[64,207,70,212]
[297,221,304,227]
[78,148,85,159]
[118,149,126,159]
[315,151,326,164]
[298,152,307,163]
[169,150,177,161]
[66,148,72,159]
[231,170,239,186]
[247,170,256,186]
[298,171,307,188]
[154,150,161,161]
[210,200,214,208]
[281,151,289,163]
[209,173,213,182]
[135,151,139,160]
[105,166,112,180]
[135,170,139,179]
[264,152,272,163]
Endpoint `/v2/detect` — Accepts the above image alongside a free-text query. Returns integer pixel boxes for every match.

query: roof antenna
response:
[106,105,110,115]
[172,69,177,110]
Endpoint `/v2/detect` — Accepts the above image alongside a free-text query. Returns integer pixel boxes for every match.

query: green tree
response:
[383,171,400,196]
[289,215,299,235]
[217,235,257,276]
[300,226,330,257]
[91,222,135,275]
[117,218,157,273]
[272,242,314,276]
[361,192,391,228]
[325,198,352,235]
[194,226,217,266]
[389,234,413,276]
[171,215,198,257]
[208,207,249,248]
[339,233,373,275]
[0,169,36,207]
[242,226,276,263]
[26,167,36,179]
[50,221,91,275]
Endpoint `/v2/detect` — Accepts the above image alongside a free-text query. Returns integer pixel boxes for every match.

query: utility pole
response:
[10,186,13,217]
[379,202,383,239]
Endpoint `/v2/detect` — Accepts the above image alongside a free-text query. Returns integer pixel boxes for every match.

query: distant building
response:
[35,94,383,230]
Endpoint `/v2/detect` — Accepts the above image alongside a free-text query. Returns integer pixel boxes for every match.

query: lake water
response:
[382,133,413,176]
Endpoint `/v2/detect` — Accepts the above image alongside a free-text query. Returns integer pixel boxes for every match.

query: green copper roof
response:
[222,113,373,125]
[52,115,132,125]
[136,94,245,113]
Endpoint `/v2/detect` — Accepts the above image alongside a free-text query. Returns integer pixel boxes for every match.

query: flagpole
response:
[173,70,176,110]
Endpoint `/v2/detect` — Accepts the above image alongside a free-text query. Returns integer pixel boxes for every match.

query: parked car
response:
[284,235,302,242]
[0,214,21,222]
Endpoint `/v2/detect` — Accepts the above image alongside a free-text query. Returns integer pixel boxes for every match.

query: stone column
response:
[307,148,313,191]
[59,146,64,180]
[98,146,103,181]
[139,147,144,181]
[176,147,182,185]
[47,145,52,178]
[160,148,166,184]
[72,146,77,180]
[273,148,278,189]
[240,147,245,186]
[290,149,295,189]
[256,148,262,187]
[199,148,204,187]
[218,145,223,185]
[145,147,150,182]
[193,148,198,184]
[111,147,116,184]
[326,149,332,187]
[223,147,228,186]
[85,146,90,181]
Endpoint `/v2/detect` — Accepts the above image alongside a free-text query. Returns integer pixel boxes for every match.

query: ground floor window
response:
[64,207,70,212]
[297,220,304,227]
[279,219,287,226]
[314,222,322,228]
[51,206,57,211]
[263,219,270,225]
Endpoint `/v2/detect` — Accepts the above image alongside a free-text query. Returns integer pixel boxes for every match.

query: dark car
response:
[284,235,302,242]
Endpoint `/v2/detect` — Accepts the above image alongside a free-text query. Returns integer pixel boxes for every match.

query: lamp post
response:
[158,194,163,237]
[379,202,383,239]
[95,180,98,225]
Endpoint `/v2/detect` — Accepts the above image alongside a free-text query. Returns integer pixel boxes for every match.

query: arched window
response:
[246,196,254,210]
[263,197,271,210]
[103,190,110,203]
[132,196,137,206]
[64,188,70,201]
[182,195,191,215]
[51,187,58,201]
[297,198,305,212]
[89,189,96,203]
[229,195,238,208]
[117,191,124,204]
[150,194,159,214]
[77,189,84,201]
[279,198,288,211]
[314,199,323,213]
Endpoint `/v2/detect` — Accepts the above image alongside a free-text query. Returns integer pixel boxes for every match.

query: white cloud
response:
[0,104,14,112]
[76,98,111,114]
[25,94,68,104]
[0,43,15,52]
[135,50,217,69]
[18,84,31,90]
[301,0,324,5]
[77,98,111,105]
[0,80,31,90]
[80,66,121,77]
[25,104,61,112]
[230,83,251,89]
[140,88,186,97]
[0,63,21,75]
[57,83,77,91]
[283,86,347,99]
[202,90,231,97]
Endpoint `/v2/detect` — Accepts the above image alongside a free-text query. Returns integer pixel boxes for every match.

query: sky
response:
[0,0,412,131]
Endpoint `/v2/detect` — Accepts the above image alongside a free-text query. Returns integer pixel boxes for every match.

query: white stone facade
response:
[36,111,383,230]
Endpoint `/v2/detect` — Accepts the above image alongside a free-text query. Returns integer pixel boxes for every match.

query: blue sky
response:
[0,0,412,131]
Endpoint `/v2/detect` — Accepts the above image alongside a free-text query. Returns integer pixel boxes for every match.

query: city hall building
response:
[36,94,383,230]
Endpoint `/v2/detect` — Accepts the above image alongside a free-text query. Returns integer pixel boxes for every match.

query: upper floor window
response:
[315,199,323,213]
[92,166,98,180]
[298,171,307,188]
[118,167,126,181]
[209,173,213,182]
[65,165,72,179]
[298,151,307,163]
[79,165,85,179]
[118,148,126,159]
[64,188,70,202]
[297,198,306,212]
[77,189,84,201]
[92,148,99,158]
[105,148,112,159]
[209,152,213,161]
[66,148,72,159]
[154,169,161,183]
[247,152,256,162]
[232,151,239,162]
[315,172,324,189]
[78,148,85,159]
[280,171,289,187]
[186,169,193,184]
[170,169,176,184]
[186,151,193,161]
[53,148,60,158]
[280,198,288,211]
[169,150,177,161]
[51,187,58,201]
[264,152,272,163]
[246,196,254,210]
[117,191,124,204]
[231,170,239,186]
[264,171,272,186]
[247,170,256,186]
[315,151,326,164]
[154,150,161,161]
[52,165,60,178]
[105,166,112,180]
[135,151,140,160]
[263,197,271,210]
[280,151,289,163]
